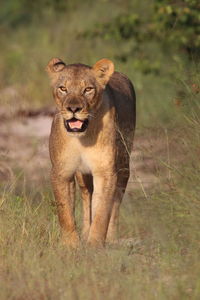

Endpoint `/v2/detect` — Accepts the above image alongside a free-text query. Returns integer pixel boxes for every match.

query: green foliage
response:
[83,13,141,41]
[81,0,200,74]
[0,0,91,28]
[154,0,200,55]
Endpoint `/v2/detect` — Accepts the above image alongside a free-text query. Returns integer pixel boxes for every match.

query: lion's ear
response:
[46,57,66,74]
[92,58,114,87]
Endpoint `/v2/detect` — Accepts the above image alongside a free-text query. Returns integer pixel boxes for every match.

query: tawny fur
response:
[46,58,136,247]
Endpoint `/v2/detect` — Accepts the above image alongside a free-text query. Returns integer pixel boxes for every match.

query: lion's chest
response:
[77,154,92,174]
[77,145,115,175]
[77,146,103,174]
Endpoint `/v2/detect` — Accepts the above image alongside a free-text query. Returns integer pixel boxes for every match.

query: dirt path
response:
[0,112,169,191]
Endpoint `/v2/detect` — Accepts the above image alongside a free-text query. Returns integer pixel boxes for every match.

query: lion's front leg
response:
[87,172,117,247]
[75,172,93,241]
[51,170,79,248]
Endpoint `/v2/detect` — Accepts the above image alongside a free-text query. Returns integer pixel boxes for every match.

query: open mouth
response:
[64,118,89,133]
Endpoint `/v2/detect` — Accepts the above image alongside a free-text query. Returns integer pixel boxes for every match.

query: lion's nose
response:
[67,107,82,113]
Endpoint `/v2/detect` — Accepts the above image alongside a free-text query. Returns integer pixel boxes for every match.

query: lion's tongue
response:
[68,120,83,129]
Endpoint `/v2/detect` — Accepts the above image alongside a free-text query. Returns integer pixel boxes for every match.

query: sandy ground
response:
[0,111,168,192]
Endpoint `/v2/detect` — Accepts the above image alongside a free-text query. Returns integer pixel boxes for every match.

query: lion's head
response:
[46,58,114,136]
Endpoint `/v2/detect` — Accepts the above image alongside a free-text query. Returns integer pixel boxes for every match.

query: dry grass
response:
[1,119,200,299]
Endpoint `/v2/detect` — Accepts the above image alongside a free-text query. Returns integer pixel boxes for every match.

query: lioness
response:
[46,58,136,247]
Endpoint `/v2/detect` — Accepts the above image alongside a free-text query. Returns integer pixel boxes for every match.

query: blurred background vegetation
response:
[0,0,199,126]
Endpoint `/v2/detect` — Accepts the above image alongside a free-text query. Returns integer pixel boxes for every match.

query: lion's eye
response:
[84,87,94,93]
[59,86,67,93]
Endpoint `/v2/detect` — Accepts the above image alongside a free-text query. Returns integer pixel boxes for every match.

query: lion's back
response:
[107,71,136,141]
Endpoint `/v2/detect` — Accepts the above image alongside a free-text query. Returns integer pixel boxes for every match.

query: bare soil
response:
[0,108,172,191]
